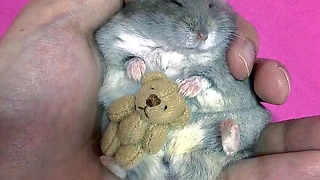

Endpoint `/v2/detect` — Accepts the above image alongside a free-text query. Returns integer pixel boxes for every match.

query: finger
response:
[253,58,290,105]
[220,151,320,180]
[56,0,124,32]
[227,16,259,80]
[3,0,124,38]
[75,0,124,29]
[256,116,320,155]
[60,0,124,32]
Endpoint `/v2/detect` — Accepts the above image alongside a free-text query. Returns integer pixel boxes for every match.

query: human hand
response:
[219,115,320,180]
[227,16,290,105]
[0,0,123,179]
[0,0,290,180]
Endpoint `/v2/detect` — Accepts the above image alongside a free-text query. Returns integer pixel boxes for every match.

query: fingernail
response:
[238,42,255,78]
[276,65,291,95]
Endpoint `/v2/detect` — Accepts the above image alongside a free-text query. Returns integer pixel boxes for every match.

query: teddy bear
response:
[100,72,190,171]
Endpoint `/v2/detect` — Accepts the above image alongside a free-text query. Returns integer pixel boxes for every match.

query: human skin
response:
[1,0,318,179]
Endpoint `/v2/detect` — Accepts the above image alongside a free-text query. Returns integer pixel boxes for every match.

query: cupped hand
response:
[0,0,293,179]
[227,16,290,105]
[0,0,122,179]
[220,116,320,180]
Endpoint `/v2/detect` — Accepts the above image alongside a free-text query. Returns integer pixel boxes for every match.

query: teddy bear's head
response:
[135,72,188,124]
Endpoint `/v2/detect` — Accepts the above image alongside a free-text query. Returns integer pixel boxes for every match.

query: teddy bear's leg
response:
[101,121,121,156]
[220,119,240,156]
[142,124,169,154]
[117,112,148,145]
[177,76,210,97]
[126,56,146,81]
[115,144,146,169]
[100,155,127,179]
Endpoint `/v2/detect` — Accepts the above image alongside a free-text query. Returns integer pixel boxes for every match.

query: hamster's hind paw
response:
[126,57,146,81]
[220,119,240,156]
[100,155,127,179]
[177,76,209,97]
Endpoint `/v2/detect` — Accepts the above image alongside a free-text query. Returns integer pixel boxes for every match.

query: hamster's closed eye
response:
[166,0,215,10]
[167,0,184,7]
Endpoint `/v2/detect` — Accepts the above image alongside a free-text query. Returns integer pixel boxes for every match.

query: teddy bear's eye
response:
[164,105,168,110]
[151,87,155,90]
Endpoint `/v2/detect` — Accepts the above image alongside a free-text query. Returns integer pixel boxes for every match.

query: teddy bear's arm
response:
[170,106,190,129]
[100,121,121,156]
[142,124,169,154]
[108,95,136,122]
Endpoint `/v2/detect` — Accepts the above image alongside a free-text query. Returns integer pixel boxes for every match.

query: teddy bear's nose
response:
[146,94,161,107]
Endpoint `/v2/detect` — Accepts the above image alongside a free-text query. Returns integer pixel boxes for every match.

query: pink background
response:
[1,0,319,121]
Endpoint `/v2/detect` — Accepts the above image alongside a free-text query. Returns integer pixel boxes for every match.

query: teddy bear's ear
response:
[142,72,168,84]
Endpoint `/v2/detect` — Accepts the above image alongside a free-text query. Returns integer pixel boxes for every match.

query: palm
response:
[1,0,301,179]
[0,11,106,180]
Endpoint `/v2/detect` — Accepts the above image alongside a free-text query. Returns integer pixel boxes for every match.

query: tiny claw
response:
[178,76,207,98]
[126,57,146,81]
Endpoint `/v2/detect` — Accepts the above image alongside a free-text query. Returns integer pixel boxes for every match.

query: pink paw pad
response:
[178,76,205,97]
[126,57,146,81]
[220,119,240,156]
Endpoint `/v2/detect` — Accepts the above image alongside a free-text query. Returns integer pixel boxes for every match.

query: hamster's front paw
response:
[220,119,240,156]
[126,57,146,81]
[177,76,209,97]
[100,155,127,179]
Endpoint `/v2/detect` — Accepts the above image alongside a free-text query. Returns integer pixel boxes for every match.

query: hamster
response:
[94,0,271,179]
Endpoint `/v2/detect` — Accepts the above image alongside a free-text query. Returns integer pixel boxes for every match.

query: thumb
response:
[227,16,259,80]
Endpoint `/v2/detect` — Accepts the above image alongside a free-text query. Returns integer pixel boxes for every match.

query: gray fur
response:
[94,0,271,179]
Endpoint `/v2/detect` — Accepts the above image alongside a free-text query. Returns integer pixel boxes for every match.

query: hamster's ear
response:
[141,72,168,84]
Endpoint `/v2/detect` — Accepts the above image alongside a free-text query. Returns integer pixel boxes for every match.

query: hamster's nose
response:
[197,27,208,41]
[146,94,161,107]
